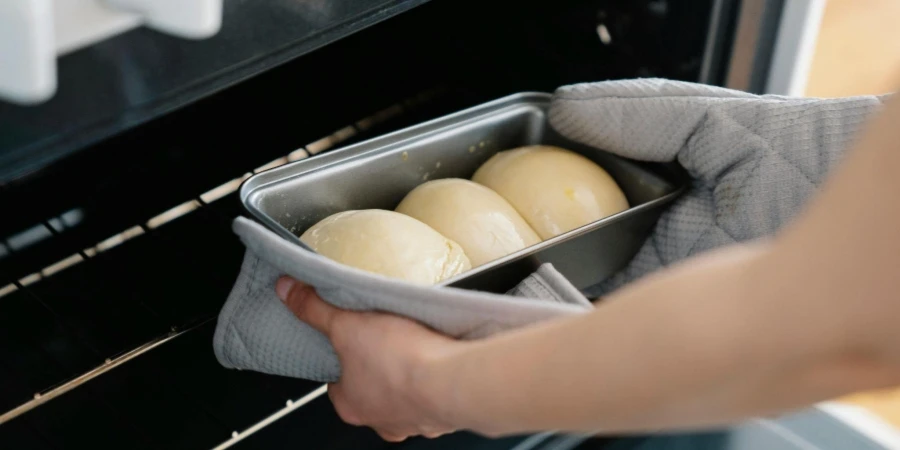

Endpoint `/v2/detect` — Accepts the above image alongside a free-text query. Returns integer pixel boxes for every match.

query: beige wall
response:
[805,0,900,97]
[807,0,900,428]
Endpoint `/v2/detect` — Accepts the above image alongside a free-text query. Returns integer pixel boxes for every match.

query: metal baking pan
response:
[240,92,686,294]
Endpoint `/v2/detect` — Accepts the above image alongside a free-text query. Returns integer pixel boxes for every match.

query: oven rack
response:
[0,88,534,449]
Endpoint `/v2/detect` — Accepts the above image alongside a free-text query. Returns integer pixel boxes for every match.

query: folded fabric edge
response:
[212,252,259,369]
[231,217,592,320]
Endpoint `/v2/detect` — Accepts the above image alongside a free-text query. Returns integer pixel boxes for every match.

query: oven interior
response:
[0,0,756,448]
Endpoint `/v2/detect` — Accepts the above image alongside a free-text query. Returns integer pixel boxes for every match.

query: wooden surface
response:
[806,0,900,430]
[841,388,900,429]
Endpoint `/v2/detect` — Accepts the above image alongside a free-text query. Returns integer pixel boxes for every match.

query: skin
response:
[274,88,900,442]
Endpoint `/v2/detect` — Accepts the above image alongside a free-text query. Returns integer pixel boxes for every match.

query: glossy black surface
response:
[0,0,725,282]
[0,0,430,182]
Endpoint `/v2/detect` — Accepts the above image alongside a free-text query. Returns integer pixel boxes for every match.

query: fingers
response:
[276,276,342,337]
[276,277,445,443]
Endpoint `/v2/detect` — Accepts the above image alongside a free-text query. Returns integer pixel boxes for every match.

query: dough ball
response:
[472,145,629,240]
[300,209,471,284]
[396,178,541,267]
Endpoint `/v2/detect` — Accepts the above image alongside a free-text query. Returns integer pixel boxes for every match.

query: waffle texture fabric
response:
[550,79,886,296]
[214,217,591,382]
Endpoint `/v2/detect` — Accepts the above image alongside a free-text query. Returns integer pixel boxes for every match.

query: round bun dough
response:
[472,145,629,240]
[300,209,471,285]
[396,179,541,267]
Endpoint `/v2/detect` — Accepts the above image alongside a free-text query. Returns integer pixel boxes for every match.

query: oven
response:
[0,1,892,449]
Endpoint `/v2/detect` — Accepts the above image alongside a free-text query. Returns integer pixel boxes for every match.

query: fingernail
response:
[275,277,296,302]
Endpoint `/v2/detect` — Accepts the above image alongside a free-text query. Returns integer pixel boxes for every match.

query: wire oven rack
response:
[0,90,550,449]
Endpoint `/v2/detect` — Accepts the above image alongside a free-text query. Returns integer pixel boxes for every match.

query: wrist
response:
[410,340,477,433]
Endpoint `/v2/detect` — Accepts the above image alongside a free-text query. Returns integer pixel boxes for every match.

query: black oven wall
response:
[1,0,726,285]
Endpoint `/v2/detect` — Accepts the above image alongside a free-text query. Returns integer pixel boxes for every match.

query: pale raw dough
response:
[473,145,629,240]
[300,210,471,285]
[396,179,541,267]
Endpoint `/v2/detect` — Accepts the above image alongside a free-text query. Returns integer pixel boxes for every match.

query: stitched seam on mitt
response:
[777,152,818,190]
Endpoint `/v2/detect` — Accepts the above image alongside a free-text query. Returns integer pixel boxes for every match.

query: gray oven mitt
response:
[550,78,887,296]
[214,217,591,382]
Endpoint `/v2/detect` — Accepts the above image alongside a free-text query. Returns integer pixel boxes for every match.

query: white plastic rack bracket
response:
[0,0,222,105]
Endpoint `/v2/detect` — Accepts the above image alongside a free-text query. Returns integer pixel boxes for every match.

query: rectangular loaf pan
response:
[240,93,686,294]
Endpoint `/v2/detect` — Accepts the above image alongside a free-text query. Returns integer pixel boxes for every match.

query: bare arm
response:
[276,89,900,440]
[427,91,900,436]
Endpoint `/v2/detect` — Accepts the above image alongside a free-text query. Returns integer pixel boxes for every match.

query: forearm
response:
[427,242,895,436]
[427,243,797,434]
[423,92,900,437]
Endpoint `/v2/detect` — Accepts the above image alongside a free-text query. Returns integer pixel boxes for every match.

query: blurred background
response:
[808,0,900,431]
[806,0,900,97]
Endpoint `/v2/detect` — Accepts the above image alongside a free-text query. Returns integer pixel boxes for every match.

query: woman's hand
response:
[275,277,462,442]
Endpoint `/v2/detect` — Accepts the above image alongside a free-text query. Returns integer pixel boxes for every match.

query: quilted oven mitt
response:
[549,78,886,296]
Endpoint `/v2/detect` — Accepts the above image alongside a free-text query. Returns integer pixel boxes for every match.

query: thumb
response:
[276,276,344,338]
[549,78,753,166]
